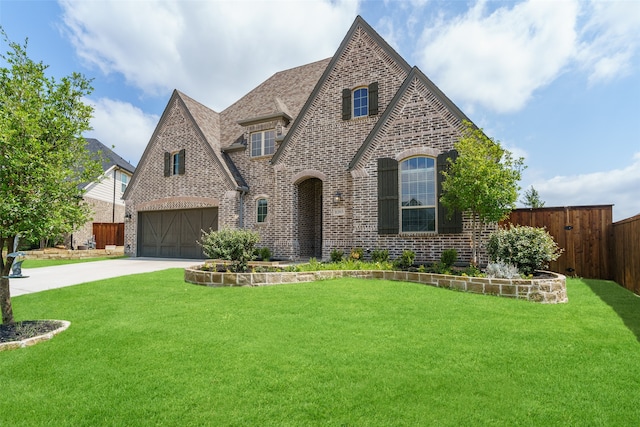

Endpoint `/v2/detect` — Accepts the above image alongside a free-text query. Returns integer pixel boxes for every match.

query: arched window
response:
[257,198,268,223]
[400,157,436,232]
[353,87,368,117]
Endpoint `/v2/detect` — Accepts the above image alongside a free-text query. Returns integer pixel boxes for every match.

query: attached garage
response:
[138,208,218,258]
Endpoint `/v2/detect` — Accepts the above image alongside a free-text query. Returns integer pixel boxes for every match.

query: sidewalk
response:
[9,258,202,297]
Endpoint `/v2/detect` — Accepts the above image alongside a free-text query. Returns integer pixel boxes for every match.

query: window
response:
[164,149,185,177]
[353,87,368,118]
[251,130,275,157]
[120,173,129,193]
[257,198,268,223]
[400,157,436,232]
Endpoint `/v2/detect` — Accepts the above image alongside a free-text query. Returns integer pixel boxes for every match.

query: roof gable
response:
[271,15,412,165]
[348,67,473,170]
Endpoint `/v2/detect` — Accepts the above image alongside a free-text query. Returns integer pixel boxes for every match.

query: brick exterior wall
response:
[125,18,495,265]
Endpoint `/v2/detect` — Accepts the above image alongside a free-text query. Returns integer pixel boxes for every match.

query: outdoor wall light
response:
[125,213,132,219]
[333,192,343,203]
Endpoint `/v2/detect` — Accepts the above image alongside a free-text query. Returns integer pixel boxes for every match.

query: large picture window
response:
[251,130,275,157]
[401,157,436,232]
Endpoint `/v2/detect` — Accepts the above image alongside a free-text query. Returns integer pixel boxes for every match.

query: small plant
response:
[393,250,416,269]
[198,228,260,272]
[485,261,521,279]
[487,225,563,276]
[349,247,364,260]
[371,249,389,263]
[417,264,426,273]
[462,264,482,277]
[259,246,272,262]
[330,249,344,263]
[440,249,458,269]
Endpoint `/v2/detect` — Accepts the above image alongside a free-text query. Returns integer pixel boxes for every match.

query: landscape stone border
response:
[184,267,567,303]
[0,320,71,352]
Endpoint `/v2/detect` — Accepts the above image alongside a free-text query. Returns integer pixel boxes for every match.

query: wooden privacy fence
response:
[501,205,613,280]
[611,214,640,295]
[93,223,125,249]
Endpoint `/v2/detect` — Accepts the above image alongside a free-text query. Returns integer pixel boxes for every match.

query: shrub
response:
[199,228,260,272]
[485,261,521,279]
[487,225,563,276]
[371,249,389,263]
[330,249,344,263]
[259,247,271,262]
[440,249,458,269]
[349,247,364,261]
[393,250,416,270]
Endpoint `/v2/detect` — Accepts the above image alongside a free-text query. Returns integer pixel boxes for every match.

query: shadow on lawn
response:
[584,279,640,343]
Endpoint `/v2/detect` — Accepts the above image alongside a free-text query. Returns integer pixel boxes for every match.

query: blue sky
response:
[2,0,639,220]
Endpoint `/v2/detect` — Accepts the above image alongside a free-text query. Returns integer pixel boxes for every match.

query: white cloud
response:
[416,0,578,113]
[531,152,640,221]
[576,0,640,84]
[59,0,359,111]
[85,98,159,166]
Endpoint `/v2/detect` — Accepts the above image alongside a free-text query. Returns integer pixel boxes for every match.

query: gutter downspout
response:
[112,168,117,223]
[237,186,249,228]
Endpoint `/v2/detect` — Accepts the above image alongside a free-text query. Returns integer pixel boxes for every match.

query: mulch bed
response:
[0,320,64,344]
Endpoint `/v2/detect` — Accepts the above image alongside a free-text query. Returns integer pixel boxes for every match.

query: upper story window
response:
[353,87,368,118]
[400,157,436,232]
[164,149,185,176]
[342,82,378,120]
[257,198,268,223]
[251,130,275,157]
[120,172,129,193]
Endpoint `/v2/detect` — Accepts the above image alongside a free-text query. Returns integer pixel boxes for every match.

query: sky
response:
[1,0,639,221]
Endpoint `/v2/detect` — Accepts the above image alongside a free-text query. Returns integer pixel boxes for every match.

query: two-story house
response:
[123,16,493,263]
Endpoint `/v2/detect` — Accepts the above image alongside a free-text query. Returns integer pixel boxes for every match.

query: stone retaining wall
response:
[17,247,125,260]
[184,267,567,303]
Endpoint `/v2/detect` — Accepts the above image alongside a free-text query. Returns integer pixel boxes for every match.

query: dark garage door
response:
[138,208,218,258]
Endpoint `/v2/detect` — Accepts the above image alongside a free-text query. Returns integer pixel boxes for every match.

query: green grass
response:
[1,272,639,426]
[21,256,126,269]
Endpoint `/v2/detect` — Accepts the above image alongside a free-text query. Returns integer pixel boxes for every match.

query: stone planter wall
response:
[17,247,125,260]
[184,267,567,304]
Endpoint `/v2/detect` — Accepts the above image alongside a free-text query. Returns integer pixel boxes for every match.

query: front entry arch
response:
[297,178,323,259]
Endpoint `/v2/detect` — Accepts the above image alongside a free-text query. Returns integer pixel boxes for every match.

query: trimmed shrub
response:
[199,228,260,272]
[259,247,271,262]
[371,249,389,263]
[330,249,344,263]
[487,225,563,275]
[440,249,458,269]
[393,250,416,269]
[349,247,364,261]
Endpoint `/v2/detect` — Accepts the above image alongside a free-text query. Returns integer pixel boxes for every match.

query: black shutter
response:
[368,82,379,116]
[437,150,462,234]
[378,158,399,234]
[178,149,186,175]
[164,152,170,177]
[342,88,351,120]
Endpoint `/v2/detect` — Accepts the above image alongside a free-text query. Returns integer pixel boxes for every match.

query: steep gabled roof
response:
[86,138,136,174]
[270,15,412,165]
[348,66,474,170]
[220,58,331,149]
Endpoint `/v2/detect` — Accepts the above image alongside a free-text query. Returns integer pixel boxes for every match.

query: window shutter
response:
[164,152,170,177]
[437,150,462,234]
[378,158,399,234]
[178,149,186,175]
[368,82,379,116]
[342,88,351,120]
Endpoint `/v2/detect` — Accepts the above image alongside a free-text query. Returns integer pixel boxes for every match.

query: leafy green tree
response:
[0,31,101,325]
[521,186,546,208]
[440,121,525,266]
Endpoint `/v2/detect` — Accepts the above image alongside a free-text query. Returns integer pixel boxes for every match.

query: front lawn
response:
[1,271,639,426]
[21,256,126,269]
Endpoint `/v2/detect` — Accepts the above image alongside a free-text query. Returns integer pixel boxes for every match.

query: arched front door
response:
[297,178,323,259]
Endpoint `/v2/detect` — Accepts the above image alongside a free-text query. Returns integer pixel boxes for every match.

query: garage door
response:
[138,208,218,258]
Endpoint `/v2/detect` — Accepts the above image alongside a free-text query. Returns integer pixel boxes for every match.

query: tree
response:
[440,121,525,266]
[521,186,545,208]
[0,30,102,325]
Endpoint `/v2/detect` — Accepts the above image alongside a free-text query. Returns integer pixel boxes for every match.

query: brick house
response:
[123,16,492,263]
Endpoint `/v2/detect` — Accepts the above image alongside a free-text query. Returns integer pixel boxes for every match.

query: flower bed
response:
[184,266,567,304]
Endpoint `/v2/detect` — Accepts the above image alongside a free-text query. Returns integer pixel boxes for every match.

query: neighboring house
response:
[72,138,136,249]
[123,16,494,262]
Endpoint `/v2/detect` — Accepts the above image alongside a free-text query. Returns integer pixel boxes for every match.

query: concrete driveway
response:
[9,258,203,297]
